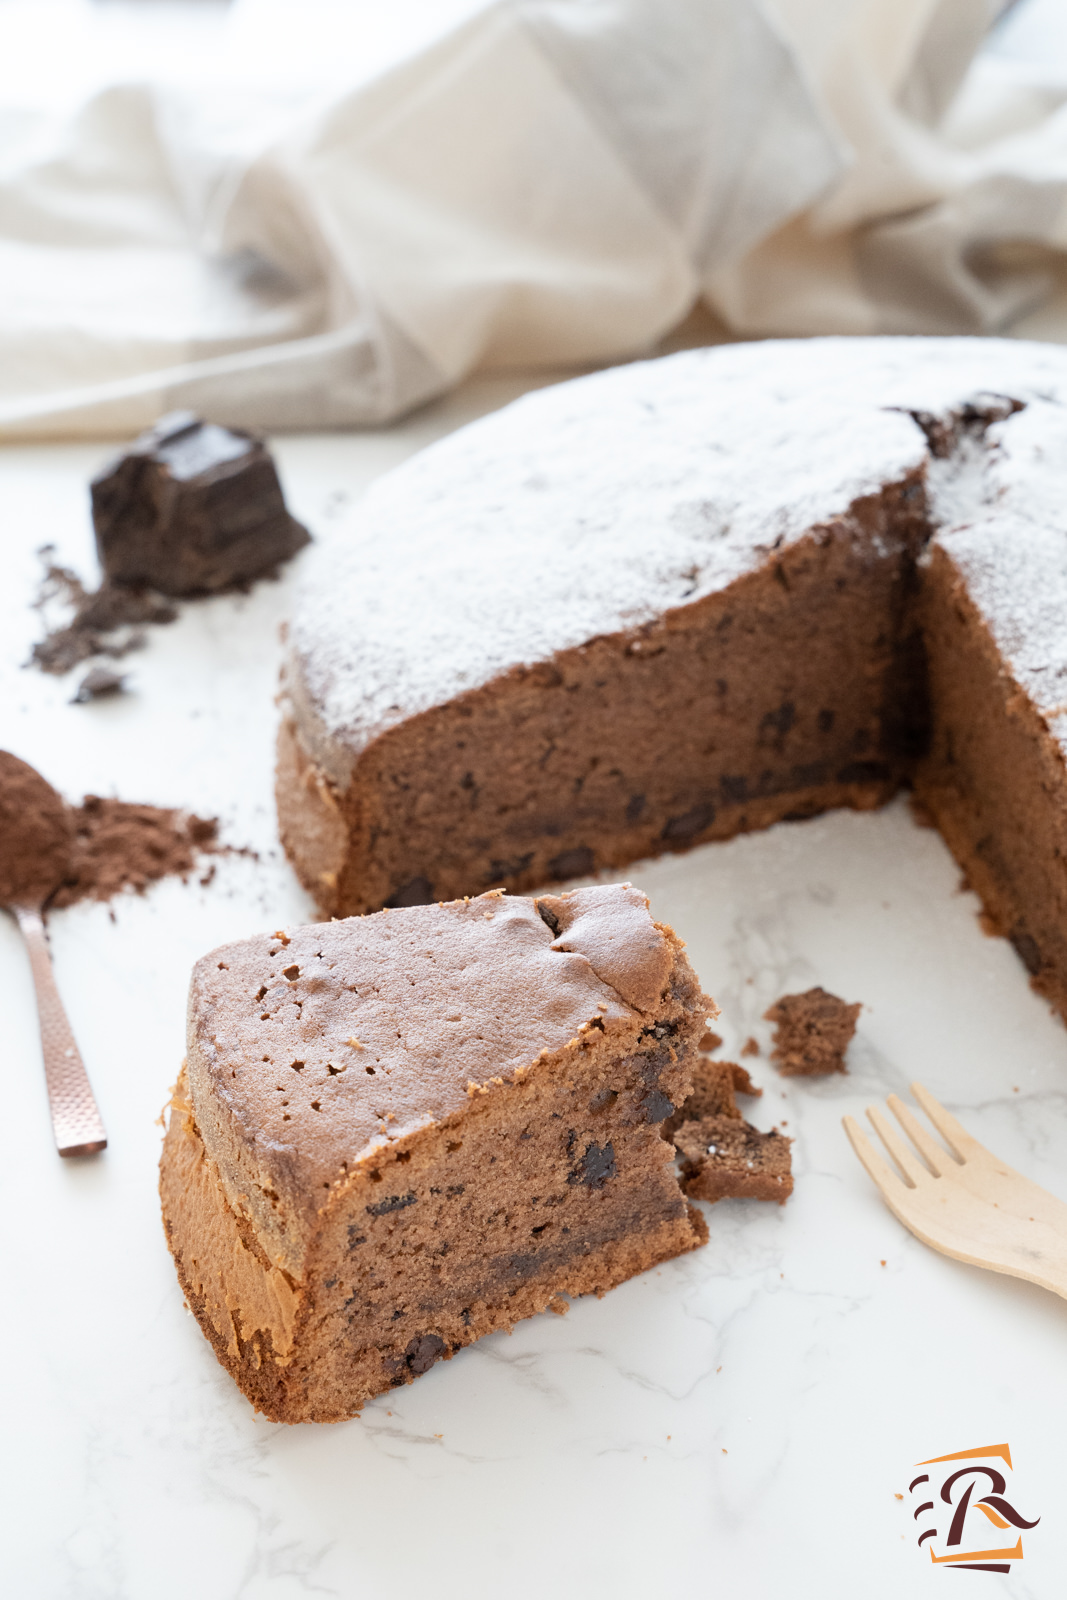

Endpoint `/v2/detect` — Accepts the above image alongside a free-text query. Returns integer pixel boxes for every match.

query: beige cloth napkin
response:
[1,0,1065,437]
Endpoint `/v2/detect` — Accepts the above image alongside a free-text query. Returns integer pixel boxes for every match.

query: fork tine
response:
[866,1106,930,1188]
[887,1093,958,1176]
[842,1114,909,1199]
[910,1082,983,1163]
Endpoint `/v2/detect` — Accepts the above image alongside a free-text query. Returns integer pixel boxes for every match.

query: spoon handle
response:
[14,906,107,1157]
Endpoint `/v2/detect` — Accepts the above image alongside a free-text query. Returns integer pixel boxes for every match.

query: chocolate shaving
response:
[29,552,176,676]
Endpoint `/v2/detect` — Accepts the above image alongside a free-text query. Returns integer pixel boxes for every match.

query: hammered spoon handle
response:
[14,905,106,1157]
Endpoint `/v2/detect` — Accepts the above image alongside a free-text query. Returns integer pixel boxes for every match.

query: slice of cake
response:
[160,884,711,1423]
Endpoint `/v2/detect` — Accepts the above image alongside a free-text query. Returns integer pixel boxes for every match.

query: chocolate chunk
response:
[366,1192,417,1218]
[662,803,715,842]
[567,1138,616,1189]
[1010,928,1043,976]
[385,876,434,909]
[91,412,309,597]
[404,1334,446,1375]
[547,846,595,880]
[641,1089,675,1123]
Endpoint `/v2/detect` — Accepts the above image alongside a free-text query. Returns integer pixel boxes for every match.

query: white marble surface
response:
[3,375,1067,1599]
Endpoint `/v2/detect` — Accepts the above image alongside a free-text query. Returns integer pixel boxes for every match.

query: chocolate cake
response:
[276,337,1067,1021]
[159,884,711,1423]
[765,988,861,1077]
[92,412,309,596]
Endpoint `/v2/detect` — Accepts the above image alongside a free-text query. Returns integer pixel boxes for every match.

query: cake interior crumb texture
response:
[277,337,1067,1023]
[765,987,861,1076]
[160,885,712,1424]
[665,1055,792,1204]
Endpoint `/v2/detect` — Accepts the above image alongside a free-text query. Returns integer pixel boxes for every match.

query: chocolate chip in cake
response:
[403,1334,447,1375]
[567,1138,616,1189]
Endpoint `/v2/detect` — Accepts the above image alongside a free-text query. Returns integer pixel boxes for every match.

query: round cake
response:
[278,335,1067,1018]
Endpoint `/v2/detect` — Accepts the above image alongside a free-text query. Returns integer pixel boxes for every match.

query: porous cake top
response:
[187,885,689,1202]
[289,336,1067,774]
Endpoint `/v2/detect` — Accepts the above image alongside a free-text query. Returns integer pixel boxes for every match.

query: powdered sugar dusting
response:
[289,336,1067,759]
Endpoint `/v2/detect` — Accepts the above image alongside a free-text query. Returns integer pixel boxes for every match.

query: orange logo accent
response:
[908,1444,1040,1573]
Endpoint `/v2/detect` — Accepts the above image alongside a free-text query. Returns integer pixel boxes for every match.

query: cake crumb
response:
[674,1115,793,1204]
[741,1036,760,1057]
[764,986,861,1076]
[699,1030,722,1053]
[664,1056,789,1204]
[71,665,127,703]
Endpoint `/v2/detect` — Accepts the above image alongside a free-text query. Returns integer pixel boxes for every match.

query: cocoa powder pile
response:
[0,749,221,910]
[50,797,220,909]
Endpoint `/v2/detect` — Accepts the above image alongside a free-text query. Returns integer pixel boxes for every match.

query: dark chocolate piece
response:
[91,412,309,597]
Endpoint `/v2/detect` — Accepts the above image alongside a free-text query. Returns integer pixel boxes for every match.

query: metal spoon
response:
[0,751,106,1156]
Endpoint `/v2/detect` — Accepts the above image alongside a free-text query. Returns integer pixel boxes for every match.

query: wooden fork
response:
[843,1083,1067,1300]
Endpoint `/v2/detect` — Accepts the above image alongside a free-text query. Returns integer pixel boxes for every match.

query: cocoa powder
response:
[51,797,220,908]
[0,749,221,910]
[0,751,73,906]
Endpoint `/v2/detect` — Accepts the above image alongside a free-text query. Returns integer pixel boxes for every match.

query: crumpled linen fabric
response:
[0,0,1064,437]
